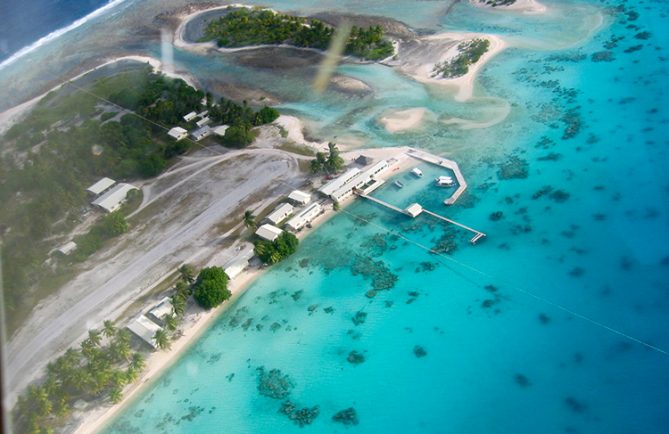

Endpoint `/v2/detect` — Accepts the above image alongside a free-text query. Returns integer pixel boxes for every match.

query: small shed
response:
[148,297,173,324]
[266,203,294,225]
[213,125,229,137]
[54,241,77,256]
[127,315,163,350]
[255,224,283,242]
[196,117,211,128]
[191,126,211,141]
[86,177,116,196]
[168,126,188,141]
[405,203,423,218]
[288,190,311,205]
[183,111,197,122]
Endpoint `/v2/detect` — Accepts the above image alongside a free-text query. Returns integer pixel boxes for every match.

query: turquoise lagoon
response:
[91,0,669,432]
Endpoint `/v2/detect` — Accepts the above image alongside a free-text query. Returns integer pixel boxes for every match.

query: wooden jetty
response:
[355,191,486,244]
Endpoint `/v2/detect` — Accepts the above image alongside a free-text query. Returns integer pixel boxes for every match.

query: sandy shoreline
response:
[469,0,547,14]
[379,107,429,133]
[0,55,196,136]
[406,32,508,102]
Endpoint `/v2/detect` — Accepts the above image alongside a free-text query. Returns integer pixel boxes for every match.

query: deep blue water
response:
[0,0,114,62]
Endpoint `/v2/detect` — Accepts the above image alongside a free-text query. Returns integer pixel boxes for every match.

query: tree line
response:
[203,8,394,61]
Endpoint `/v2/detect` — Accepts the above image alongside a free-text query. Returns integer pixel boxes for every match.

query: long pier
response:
[355,191,486,244]
[407,149,468,205]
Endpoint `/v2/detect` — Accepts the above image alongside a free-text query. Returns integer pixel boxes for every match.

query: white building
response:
[86,177,116,196]
[213,125,229,137]
[330,160,390,202]
[54,241,77,256]
[288,190,311,205]
[405,203,423,218]
[196,117,211,128]
[148,297,173,324]
[223,243,255,280]
[196,110,209,118]
[255,223,283,242]
[191,126,211,141]
[167,126,188,141]
[92,183,138,213]
[286,202,322,232]
[183,111,197,122]
[127,315,163,350]
[266,203,294,225]
[318,168,361,198]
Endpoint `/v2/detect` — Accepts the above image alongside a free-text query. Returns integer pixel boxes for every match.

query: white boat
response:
[411,168,423,177]
[394,180,404,188]
[435,175,454,187]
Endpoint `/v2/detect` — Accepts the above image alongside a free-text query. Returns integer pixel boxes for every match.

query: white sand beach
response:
[379,107,429,133]
[397,32,507,102]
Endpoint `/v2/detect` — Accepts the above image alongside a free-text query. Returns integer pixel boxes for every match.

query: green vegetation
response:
[210,98,279,148]
[479,0,517,6]
[73,211,129,261]
[254,231,299,265]
[0,65,281,334]
[310,142,344,174]
[13,324,143,433]
[202,8,394,61]
[0,68,201,333]
[192,266,231,309]
[433,38,490,79]
[243,210,257,229]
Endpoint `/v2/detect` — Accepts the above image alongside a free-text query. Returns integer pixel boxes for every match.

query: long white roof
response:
[319,168,361,196]
[255,223,283,241]
[92,183,138,213]
[288,190,311,204]
[127,315,162,349]
[266,203,294,224]
[86,177,116,195]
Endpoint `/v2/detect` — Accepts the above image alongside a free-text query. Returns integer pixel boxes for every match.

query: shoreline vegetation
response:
[469,0,548,14]
[199,8,395,61]
[432,38,491,79]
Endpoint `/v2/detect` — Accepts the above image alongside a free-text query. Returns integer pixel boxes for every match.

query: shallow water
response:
[4,0,668,432]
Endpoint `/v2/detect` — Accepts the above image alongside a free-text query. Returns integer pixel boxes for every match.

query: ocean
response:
[2,0,668,433]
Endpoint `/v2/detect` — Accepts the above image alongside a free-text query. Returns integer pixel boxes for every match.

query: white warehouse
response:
[286,203,322,232]
[92,183,138,213]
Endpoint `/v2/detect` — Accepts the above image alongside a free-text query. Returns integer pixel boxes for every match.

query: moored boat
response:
[411,168,423,177]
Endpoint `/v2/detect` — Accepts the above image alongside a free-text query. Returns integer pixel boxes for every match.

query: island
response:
[200,8,395,61]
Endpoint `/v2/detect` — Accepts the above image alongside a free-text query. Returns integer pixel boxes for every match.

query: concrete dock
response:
[407,149,468,205]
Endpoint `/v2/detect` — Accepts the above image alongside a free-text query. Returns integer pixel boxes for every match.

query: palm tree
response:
[153,329,171,350]
[172,293,187,317]
[179,264,196,284]
[102,320,116,338]
[110,386,123,404]
[129,353,145,372]
[164,314,178,332]
[88,329,102,346]
[243,210,256,229]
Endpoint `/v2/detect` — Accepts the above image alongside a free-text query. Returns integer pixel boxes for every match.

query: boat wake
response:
[0,0,132,72]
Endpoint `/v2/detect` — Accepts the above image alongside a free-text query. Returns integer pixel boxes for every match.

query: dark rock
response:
[347,351,365,365]
[352,311,367,326]
[257,368,294,399]
[413,345,427,358]
[514,373,531,387]
[332,407,359,425]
